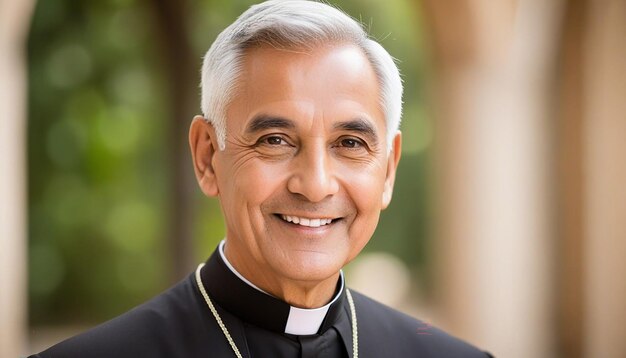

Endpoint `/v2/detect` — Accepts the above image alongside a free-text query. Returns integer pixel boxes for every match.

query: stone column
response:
[582,0,626,356]
[420,0,563,356]
[0,0,35,356]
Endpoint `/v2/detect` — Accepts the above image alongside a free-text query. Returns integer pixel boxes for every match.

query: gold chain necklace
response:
[195,264,358,358]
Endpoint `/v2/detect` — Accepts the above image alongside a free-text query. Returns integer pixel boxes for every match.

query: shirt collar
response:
[200,240,346,335]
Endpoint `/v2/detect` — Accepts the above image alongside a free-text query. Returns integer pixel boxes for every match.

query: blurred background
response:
[1,0,624,357]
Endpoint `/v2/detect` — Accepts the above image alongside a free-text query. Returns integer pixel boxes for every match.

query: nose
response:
[286,144,339,202]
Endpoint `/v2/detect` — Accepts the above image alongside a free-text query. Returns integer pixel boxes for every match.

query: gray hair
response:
[200,0,403,151]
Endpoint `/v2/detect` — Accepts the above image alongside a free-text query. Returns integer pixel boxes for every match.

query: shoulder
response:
[349,290,493,358]
[32,275,213,358]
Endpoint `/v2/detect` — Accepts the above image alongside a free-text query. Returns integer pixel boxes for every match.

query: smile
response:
[280,215,334,228]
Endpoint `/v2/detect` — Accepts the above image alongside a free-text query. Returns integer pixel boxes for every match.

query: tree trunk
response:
[147,0,197,282]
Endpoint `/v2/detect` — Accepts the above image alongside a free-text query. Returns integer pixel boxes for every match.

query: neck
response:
[277,276,340,308]
[222,242,340,308]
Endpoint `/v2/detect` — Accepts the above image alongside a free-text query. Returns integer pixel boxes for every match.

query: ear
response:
[189,115,220,197]
[381,131,402,209]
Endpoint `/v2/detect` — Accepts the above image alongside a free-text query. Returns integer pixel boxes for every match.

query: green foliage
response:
[28,0,430,325]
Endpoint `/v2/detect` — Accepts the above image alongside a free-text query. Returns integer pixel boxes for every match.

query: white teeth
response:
[280,215,334,227]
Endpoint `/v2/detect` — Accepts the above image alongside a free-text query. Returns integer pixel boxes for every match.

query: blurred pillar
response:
[582,0,626,357]
[420,0,562,357]
[555,0,586,356]
[0,0,35,356]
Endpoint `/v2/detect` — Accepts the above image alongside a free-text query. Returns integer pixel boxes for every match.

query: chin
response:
[273,252,344,283]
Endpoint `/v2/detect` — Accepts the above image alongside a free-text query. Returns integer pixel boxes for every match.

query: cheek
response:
[343,162,387,208]
[342,165,386,233]
[224,161,286,213]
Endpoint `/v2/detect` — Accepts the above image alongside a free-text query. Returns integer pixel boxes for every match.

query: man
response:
[33,1,491,357]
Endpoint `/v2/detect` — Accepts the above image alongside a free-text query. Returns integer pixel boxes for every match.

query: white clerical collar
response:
[218,240,345,335]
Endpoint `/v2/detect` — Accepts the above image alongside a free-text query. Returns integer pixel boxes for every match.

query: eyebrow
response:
[245,115,380,144]
[333,118,379,145]
[245,114,295,134]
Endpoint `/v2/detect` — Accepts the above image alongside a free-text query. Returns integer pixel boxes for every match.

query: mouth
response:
[277,214,337,228]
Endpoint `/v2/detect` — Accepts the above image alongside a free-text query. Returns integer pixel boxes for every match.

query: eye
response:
[257,134,291,147]
[265,136,284,145]
[339,137,364,148]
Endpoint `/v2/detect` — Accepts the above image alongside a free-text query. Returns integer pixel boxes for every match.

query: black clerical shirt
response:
[199,241,352,357]
[32,244,493,357]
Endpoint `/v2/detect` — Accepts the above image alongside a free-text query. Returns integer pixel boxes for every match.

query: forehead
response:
[227,43,385,135]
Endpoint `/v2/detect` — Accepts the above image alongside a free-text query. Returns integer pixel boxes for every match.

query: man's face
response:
[191,43,401,292]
